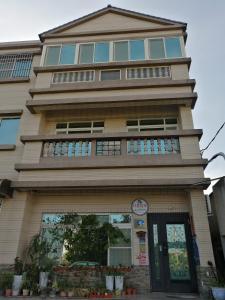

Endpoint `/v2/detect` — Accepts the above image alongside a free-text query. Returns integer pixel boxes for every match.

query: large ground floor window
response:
[41,213,132,266]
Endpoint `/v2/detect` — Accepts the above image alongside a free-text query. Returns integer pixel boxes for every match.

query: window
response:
[100,70,121,81]
[96,140,121,156]
[149,37,183,59]
[43,37,183,66]
[56,121,104,134]
[52,70,94,83]
[94,42,110,63]
[127,66,170,79]
[130,40,145,60]
[0,118,20,144]
[149,39,165,59]
[114,41,129,61]
[44,46,61,66]
[59,44,76,65]
[0,54,32,78]
[41,213,132,266]
[165,37,182,58]
[127,118,178,132]
[79,44,94,64]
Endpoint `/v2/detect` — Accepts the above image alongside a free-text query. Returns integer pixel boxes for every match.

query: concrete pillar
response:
[0,191,31,265]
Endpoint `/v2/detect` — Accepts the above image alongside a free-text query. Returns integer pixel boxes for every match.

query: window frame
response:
[126,117,178,132]
[55,120,105,134]
[99,69,121,81]
[0,117,20,145]
[51,70,95,84]
[148,36,184,60]
[42,36,184,66]
[41,212,133,266]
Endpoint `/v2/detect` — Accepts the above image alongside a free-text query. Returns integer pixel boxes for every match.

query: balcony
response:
[16,130,206,171]
[42,137,180,159]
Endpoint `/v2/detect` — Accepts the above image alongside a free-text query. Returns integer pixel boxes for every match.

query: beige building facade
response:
[0,6,214,294]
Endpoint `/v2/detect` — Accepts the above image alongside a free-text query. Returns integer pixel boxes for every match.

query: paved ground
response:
[0,294,204,300]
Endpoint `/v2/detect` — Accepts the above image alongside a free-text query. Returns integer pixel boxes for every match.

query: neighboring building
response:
[0,5,214,294]
[208,178,225,278]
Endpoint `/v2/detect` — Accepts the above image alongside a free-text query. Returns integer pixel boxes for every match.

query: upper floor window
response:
[127,118,178,132]
[43,36,184,66]
[0,54,32,79]
[44,44,76,66]
[149,37,182,59]
[114,39,145,61]
[56,121,104,134]
[79,42,110,64]
[0,117,20,144]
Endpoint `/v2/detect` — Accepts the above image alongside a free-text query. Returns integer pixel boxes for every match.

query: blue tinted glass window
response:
[79,44,94,64]
[114,41,128,61]
[149,39,165,59]
[165,37,182,58]
[94,42,109,63]
[0,118,20,144]
[130,40,145,60]
[59,44,76,65]
[12,59,32,77]
[44,46,60,66]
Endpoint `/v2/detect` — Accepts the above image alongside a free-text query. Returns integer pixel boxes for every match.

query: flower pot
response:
[12,274,23,296]
[39,271,49,288]
[212,287,225,300]
[22,289,29,296]
[68,290,74,297]
[5,289,12,297]
[106,275,114,291]
[115,276,124,291]
[60,290,67,297]
[126,287,132,295]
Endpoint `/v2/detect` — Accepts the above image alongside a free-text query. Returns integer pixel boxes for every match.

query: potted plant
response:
[22,279,30,296]
[12,257,23,296]
[39,256,55,289]
[105,267,114,291]
[208,261,225,300]
[114,268,124,291]
[2,272,13,297]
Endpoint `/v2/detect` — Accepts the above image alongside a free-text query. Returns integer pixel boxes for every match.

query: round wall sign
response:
[131,199,149,216]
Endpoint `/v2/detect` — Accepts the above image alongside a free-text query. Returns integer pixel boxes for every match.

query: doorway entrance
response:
[148,213,197,293]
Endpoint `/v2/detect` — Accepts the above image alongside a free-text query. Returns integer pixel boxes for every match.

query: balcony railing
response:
[42,137,180,158]
[43,140,91,157]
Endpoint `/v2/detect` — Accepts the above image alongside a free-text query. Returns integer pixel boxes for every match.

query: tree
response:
[50,213,127,265]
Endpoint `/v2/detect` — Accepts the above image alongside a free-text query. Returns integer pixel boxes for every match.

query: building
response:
[0,5,215,294]
[208,178,225,278]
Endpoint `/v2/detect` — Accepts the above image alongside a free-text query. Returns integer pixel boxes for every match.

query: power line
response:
[201,121,225,154]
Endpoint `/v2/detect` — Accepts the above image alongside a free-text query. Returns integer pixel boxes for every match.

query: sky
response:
[0,0,224,193]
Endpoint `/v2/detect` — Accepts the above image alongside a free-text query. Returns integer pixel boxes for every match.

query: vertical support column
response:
[189,189,215,296]
[0,191,31,266]
[179,106,194,129]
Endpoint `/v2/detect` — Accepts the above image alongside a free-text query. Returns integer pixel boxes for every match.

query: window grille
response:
[0,53,32,79]
[52,70,95,84]
[127,66,170,79]
[96,140,121,156]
